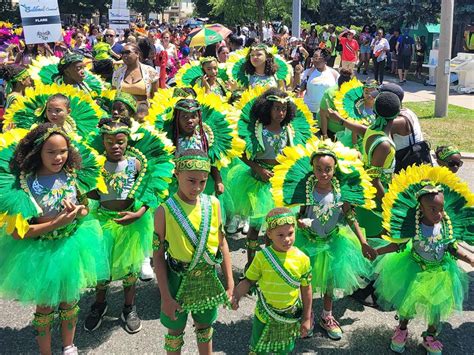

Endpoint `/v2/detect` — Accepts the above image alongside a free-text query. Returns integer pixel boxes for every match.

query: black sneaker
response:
[84,302,108,332]
[121,305,142,333]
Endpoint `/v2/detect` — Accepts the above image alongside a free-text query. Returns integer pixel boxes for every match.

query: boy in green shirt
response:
[232,208,312,354]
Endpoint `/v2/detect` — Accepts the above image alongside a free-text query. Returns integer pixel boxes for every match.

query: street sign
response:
[19,0,63,44]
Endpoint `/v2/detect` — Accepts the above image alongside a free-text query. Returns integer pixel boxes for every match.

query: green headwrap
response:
[113,91,137,113]
[57,53,84,74]
[310,148,338,165]
[175,155,211,172]
[415,181,444,200]
[175,99,201,113]
[265,212,296,231]
[437,146,460,162]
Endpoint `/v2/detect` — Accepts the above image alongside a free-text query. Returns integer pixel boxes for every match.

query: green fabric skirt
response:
[94,201,153,281]
[0,216,109,306]
[374,245,468,325]
[296,225,373,297]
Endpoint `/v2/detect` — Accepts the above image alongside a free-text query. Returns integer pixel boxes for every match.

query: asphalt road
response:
[1,161,473,354]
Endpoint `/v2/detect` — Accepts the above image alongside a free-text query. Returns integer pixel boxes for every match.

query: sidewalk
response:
[355,73,474,110]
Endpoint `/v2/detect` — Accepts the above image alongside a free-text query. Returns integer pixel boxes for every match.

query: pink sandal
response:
[422,335,443,355]
[390,326,408,353]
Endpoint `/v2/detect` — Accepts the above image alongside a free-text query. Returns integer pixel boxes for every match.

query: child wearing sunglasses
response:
[435,146,463,173]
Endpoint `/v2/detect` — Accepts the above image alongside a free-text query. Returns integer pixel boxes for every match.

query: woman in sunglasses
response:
[111,43,159,105]
[435,146,464,173]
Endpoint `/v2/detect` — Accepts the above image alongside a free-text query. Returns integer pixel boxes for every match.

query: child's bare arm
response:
[450,244,474,267]
[231,278,255,310]
[300,284,313,337]
[218,201,234,299]
[343,202,377,260]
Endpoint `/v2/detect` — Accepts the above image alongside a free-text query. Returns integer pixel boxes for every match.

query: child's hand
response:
[297,218,313,229]
[226,286,234,304]
[114,210,143,225]
[215,181,225,195]
[361,243,378,261]
[54,201,83,227]
[231,291,241,310]
[255,166,274,182]
[226,79,238,92]
[300,317,312,338]
[161,297,182,321]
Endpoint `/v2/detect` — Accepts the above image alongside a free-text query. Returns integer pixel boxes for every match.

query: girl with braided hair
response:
[83,115,174,334]
[0,64,33,109]
[0,123,109,354]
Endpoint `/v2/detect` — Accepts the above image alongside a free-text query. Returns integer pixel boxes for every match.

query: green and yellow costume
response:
[375,165,474,324]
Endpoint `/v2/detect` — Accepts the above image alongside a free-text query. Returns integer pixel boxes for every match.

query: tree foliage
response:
[128,0,173,19]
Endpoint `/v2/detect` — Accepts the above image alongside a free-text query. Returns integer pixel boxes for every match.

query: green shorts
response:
[249,315,296,354]
[160,266,218,330]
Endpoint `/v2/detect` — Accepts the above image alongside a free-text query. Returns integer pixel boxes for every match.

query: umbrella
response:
[188,24,232,47]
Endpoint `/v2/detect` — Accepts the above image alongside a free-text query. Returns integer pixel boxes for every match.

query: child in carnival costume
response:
[227,86,316,267]
[3,82,105,137]
[435,145,464,174]
[28,53,107,96]
[0,124,109,355]
[232,208,313,354]
[373,165,474,354]
[227,44,292,89]
[270,138,377,340]
[0,64,33,109]
[145,88,244,197]
[153,149,234,354]
[333,78,378,148]
[175,56,237,98]
[83,116,175,334]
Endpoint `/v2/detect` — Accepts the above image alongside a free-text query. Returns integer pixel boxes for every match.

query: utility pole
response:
[292,0,301,38]
[434,0,454,117]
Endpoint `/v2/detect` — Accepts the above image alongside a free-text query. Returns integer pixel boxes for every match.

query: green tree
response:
[0,0,20,23]
[128,0,172,21]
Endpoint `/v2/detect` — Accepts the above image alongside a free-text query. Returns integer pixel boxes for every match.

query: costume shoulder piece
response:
[227,47,292,88]
[175,60,229,88]
[3,83,105,138]
[382,165,474,244]
[145,87,244,169]
[28,56,107,96]
[271,137,376,209]
[88,126,175,208]
[235,86,317,160]
[0,129,106,238]
[334,78,373,125]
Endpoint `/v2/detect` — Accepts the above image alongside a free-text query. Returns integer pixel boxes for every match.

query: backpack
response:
[400,36,412,56]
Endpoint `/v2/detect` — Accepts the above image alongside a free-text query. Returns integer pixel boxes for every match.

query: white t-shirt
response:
[392,108,424,150]
[303,67,339,113]
[371,37,390,62]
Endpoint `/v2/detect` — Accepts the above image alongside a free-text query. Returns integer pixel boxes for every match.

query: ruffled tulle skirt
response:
[374,245,468,324]
[94,202,153,281]
[296,225,373,297]
[225,162,274,227]
[0,217,109,306]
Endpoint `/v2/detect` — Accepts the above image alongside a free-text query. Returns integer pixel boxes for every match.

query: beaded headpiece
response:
[113,91,137,113]
[415,181,444,200]
[310,148,338,165]
[34,125,67,145]
[175,99,201,113]
[250,44,270,53]
[175,155,211,172]
[267,95,290,104]
[99,122,131,135]
[199,56,217,65]
[437,146,460,162]
[265,212,296,231]
[11,68,29,83]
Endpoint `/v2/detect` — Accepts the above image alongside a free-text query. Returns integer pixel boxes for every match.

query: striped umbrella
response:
[188,24,232,47]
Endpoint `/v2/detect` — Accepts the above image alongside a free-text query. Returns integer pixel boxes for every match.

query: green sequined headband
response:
[99,124,131,135]
[199,56,217,65]
[34,125,67,145]
[175,99,201,113]
[175,155,211,172]
[267,95,290,104]
[310,148,338,164]
[11,68,29,83]
[415,181,444,200]
[265,212,296,230]
[437,146,460,161]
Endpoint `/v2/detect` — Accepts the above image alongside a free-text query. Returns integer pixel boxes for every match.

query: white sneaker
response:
[62,345,78,355]
[139,257,154,282]
[226,216,240,234]
[241,219,250,235]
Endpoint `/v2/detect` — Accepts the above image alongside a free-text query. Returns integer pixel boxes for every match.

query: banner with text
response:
[109,8,130,32]
[19,0,62,44]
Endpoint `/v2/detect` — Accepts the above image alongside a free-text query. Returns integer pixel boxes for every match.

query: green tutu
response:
[374,245,468,325]
[226,161,274,227]
[95,202,153,281]
[296,225,372,297]
[0,217,109,306]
